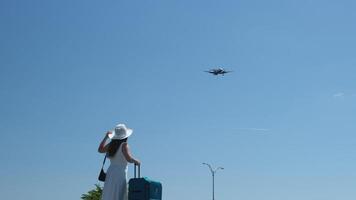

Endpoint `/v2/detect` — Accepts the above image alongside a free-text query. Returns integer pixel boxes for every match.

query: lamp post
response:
[202,163,224,200]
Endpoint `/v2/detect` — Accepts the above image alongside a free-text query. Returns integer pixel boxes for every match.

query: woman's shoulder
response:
[121,142,128,150]
[121,142,129,154]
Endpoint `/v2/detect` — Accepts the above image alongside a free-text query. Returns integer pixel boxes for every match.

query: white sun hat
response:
[108,123,133,140]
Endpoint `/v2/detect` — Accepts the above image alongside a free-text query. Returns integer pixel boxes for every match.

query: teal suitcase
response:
[128,165,162,200]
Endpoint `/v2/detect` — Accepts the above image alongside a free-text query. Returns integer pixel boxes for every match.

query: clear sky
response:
[1,0,356,199]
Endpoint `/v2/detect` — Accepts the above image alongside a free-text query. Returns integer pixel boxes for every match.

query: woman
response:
[98,123,141,200]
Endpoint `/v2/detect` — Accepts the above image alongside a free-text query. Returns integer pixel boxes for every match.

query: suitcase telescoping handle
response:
[134,164,141,178]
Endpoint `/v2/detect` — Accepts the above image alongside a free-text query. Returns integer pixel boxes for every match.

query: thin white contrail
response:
[333,92,345,98]
[236,128,269,131]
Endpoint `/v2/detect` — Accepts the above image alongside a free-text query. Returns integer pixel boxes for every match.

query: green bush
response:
[81,184,102,200]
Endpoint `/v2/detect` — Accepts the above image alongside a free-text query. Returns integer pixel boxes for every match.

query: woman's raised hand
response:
[98,131,111,153]
[106,131,112,137]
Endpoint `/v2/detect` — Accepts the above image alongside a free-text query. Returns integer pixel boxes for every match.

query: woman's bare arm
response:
[122,143,141,165]
[98,131,110,153]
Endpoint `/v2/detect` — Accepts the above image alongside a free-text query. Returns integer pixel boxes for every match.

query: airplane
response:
[205,68,233,76]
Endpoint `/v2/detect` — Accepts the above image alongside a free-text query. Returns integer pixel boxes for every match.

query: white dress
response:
[102,143,128,200]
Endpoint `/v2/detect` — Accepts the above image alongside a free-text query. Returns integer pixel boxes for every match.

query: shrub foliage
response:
[81,184,102,200]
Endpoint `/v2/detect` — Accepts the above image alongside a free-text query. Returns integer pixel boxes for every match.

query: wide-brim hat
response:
[108,123,133,140]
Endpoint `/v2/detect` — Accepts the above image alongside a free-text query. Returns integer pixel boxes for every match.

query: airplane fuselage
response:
[207,68,230,75]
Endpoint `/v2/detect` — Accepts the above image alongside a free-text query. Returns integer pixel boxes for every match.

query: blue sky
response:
[1,0,356,199]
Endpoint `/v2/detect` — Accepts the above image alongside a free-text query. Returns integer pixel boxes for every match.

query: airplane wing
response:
[223,70,233,73]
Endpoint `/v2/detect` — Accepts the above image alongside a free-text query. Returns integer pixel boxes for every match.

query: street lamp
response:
[202,163,224,200]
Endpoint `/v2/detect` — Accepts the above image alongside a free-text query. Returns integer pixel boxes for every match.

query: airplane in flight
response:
[205,68,233,76]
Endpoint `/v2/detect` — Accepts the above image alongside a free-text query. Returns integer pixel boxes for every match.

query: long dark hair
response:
[107,138,127,158]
